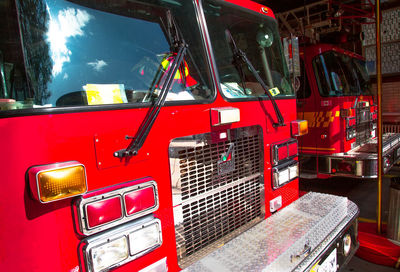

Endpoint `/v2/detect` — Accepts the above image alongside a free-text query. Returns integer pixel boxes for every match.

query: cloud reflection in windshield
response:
[46,5,92,76]
[87,59,108,72]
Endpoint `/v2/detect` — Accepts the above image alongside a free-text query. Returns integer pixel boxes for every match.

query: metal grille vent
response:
[169,126,264,268]
[181,176,261,256]
[177,135,261,200]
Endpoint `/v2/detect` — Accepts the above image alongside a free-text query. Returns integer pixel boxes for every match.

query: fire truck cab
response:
[297,43,400,179]
[1,0,357,271]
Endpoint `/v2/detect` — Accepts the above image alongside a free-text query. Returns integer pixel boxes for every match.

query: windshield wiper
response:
[225,29,284,127]
[114,12,188,158]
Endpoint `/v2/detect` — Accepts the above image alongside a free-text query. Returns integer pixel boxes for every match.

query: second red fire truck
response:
[0,0,357,271]
[296,43,400,179]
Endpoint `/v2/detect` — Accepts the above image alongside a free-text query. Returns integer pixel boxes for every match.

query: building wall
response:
[372,77,400,126]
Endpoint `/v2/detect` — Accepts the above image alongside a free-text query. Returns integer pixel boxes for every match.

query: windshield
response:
[202,0,294,99]
[313,51,373,97]
[0,0,213,112]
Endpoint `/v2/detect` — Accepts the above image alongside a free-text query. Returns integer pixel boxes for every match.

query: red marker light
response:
[86,196,123,228]
[76,179,159,236]
[278,145,288,161]
[124,186,156,216]
[288,141,298,157]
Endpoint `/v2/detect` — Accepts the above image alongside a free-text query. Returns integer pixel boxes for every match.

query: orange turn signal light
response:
[291,120,308,136]
[28,162,87,203]
[340,108,354,118]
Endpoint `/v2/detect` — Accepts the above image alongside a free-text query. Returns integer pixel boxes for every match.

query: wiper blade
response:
[225,29,285,127]
[114,12,188,158]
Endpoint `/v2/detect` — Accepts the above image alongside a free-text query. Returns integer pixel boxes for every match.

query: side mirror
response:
[0,50,8,98]
[331,72,343,92]
[256,27,274,48]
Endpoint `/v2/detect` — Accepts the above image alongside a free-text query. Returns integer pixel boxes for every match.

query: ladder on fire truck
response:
[276,0,375,43]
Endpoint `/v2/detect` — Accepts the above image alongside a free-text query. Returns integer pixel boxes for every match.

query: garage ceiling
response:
[254,0,399,13]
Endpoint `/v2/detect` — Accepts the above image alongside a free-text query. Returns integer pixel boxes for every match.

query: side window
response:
[296,60,311,99]
[313,55,333,97]
[0,0,30,107]
[203,0,294,99]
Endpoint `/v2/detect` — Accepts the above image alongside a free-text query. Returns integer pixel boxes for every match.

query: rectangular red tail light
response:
[346,117,356,128]
[124,186,156,216]
[277,145,288,161]
[288,141,298,157]
[86,196,123,229]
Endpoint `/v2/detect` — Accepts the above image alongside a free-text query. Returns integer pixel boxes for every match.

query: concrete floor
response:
[300,166,400,272]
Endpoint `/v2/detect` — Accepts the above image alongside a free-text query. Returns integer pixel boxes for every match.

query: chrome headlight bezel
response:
[79,216,162,272]
[272,161,299,189]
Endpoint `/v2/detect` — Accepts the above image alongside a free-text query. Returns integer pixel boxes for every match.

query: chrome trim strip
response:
[76,180,159,236]
[193,0,219,99]
[271,138,298,166]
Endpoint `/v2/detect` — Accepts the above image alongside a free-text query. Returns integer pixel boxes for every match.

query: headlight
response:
[91,236,129,272]
[272,161,299,189]
[342,233,352,256]
[129,221,162,256]
[346,127,356,140]
[289,164,299,180]
[80,217,162,272]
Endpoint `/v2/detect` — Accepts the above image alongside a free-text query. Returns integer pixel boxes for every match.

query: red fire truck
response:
[296,43,400,179]
[1,0,358,271]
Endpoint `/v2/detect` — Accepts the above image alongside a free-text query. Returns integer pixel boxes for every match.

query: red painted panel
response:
[0,97,298,272]
[0,1,298,270]
[86,196,123,228]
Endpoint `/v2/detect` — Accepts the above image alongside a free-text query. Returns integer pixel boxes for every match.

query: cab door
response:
[296,58,319,174]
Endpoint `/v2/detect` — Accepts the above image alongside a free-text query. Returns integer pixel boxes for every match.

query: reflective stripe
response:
[299,111,340,128]
[299,147,336,151]
[161,56,189,80]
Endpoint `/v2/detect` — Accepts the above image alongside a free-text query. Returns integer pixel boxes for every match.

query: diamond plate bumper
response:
[182,192,359,272]
[301,133,400,179]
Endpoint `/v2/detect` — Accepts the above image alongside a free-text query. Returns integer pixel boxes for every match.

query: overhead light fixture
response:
[334,8,344,17]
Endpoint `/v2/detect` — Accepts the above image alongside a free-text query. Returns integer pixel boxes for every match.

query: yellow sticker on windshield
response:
[84,84,127,105]
[269,87,280,96]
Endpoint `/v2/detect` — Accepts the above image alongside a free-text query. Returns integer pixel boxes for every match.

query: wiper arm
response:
[225,30,285,127]
[114,42,187,158]
[114,12,188,158]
